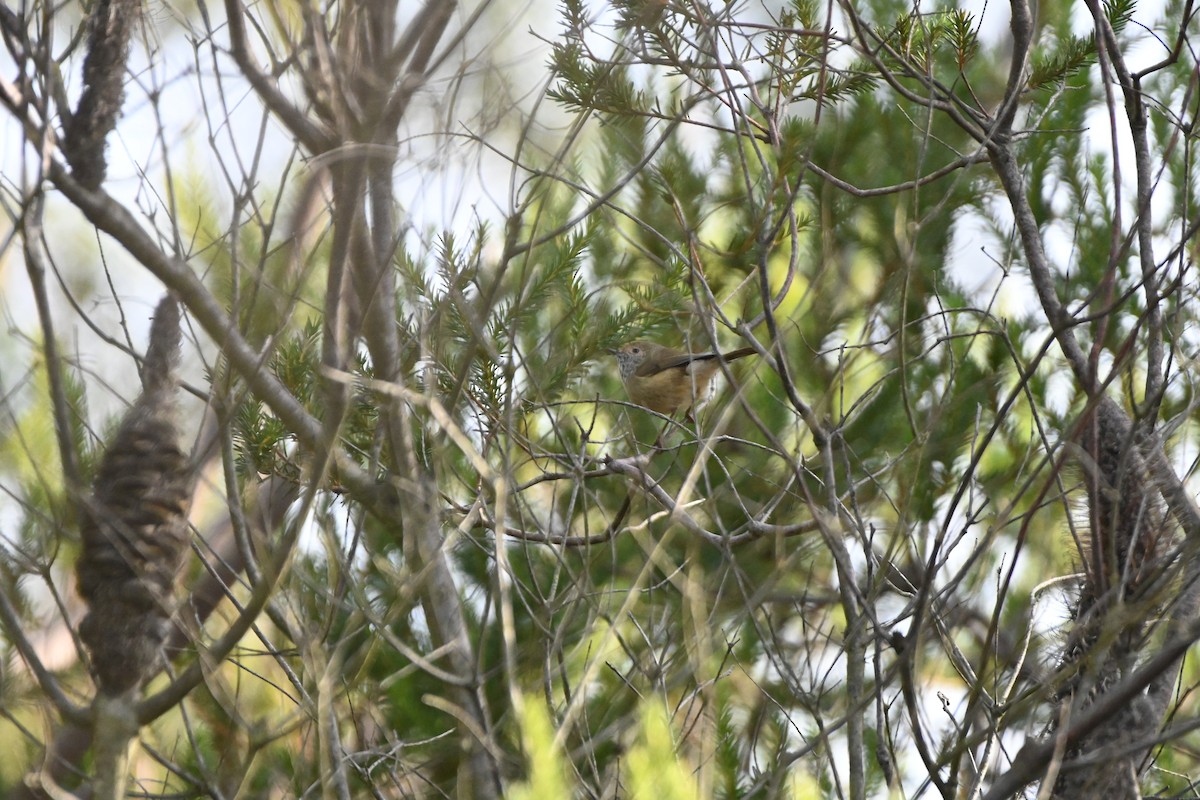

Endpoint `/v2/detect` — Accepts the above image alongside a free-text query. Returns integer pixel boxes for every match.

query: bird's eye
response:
[632,347,640,354]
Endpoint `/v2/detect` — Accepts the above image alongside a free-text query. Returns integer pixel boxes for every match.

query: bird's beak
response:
[605,348,619,356]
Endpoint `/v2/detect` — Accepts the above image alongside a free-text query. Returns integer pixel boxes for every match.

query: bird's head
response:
[608,342,654,379]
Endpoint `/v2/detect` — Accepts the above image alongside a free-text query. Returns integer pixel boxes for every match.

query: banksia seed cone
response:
[1052,398,1172,798]
[1079,398,1165,605]
[77,296,193,695]
[62,0,141,189]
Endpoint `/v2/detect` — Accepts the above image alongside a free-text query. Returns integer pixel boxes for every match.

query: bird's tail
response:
[720,346,756,361]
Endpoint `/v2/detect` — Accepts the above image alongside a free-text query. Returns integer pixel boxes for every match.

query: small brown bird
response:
[609,341,756,418]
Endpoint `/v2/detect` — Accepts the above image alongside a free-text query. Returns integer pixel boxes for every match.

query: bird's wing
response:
[635,352,714,377]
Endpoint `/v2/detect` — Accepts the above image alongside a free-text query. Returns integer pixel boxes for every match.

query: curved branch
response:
[218,0,335,154]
